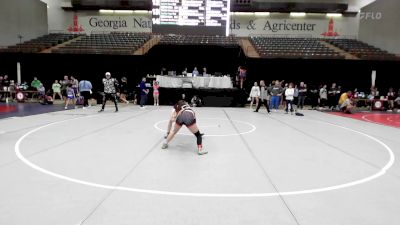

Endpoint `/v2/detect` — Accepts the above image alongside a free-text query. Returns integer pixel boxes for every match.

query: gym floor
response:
[0,104,399,225]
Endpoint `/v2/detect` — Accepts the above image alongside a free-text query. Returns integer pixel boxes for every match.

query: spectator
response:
[60,75,70,105]
[387,87,396,111]
[9,80,16,101]
[79,79,93,108]
[99,72,118,112]
[191,95,202,107]
[153,80,160,106]
[309,85,319,110]
[0,76,3,100]
[328,83,339,110]
[319,84,328,109]
[19,81,29,91]
[339,91,353,114]
[65,84,76,110]
[182,68,187,76]
[192,67,199,77]
[31,77,41,90]
[238,66,247,90]
[52,80,62,100]
[254,80,270,114]
[70,76,79,97]
[285,83,295,114]
[269,80,283,111]
[297,82,307,110]
[37,83,45,103]
[249,81,260,110]
[139,77,149,108]
[119,77,129,104]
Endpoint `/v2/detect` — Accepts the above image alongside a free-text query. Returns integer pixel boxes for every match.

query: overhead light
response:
[234,12,253,16]
[114,10,134,14]
[326,13,342,17]
[133,10,150,14]
[290,12,306,17]
[99,9,114,14]
[254,12,270,16]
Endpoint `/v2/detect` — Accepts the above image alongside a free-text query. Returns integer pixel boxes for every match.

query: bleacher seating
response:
[52,32,151,55]
[0,33,79,53]
[250,37,344,59]
[326,39,399,60]
[159,35,239,47]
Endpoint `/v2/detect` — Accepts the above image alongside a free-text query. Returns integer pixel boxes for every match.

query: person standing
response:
[119,77,129,104]
[65,84,76,109]
[238,66,247,90]
[319,84,328,109]
[99,72,118,112]
[387,87,396,111]
[192,67,199,77]
[328,83,338,110]
[79,79,92,108]
[285,83,295,114]
[70,76,79,97]
[269,80,283,111]
[254,80,270,114]
[60,75,70,106]
[249,81,260,110]
[52,80,62,100]
[153,80,160,106]
[139,77,149,108]
[2,75,10,102]
[297,82,307,110]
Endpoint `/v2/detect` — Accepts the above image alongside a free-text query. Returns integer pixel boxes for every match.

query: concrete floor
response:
[0,105,399,225]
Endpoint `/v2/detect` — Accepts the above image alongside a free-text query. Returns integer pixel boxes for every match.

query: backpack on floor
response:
[76,96,84,105]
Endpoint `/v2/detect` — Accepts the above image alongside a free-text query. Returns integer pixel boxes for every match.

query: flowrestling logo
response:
[360,12,382,20]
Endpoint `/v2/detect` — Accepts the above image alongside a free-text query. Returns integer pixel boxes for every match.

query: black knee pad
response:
[194,131,202,145]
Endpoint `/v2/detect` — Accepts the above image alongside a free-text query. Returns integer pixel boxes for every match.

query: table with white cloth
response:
[156,75,233,89]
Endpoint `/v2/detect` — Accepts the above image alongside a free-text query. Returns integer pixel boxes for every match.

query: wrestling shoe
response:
[197,145,207,155]
[161,143,168,149]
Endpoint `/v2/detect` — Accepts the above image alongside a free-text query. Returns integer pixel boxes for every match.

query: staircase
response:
[40,35,85,53]
[133,36,161,55]
[239,38,260,58]
[319,40,359,60]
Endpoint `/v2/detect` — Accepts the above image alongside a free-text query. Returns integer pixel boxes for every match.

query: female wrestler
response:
[162,100,207,155]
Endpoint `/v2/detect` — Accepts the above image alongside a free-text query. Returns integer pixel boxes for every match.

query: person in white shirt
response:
[285,83,295,114]
[319,84,328,109]
[254,80,270,113]
[249,81,260,110]
[192,67,199,77]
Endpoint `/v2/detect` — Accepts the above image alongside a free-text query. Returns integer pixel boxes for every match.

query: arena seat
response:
[250,37,345,59]
[159,35,239,47]
[326,39,399,60]
[0,33,79,53]
[52,32,151,55]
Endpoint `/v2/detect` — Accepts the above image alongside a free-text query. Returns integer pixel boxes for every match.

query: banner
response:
[66,14,152,33]
[229,14,358,38]
[64,13,358,38]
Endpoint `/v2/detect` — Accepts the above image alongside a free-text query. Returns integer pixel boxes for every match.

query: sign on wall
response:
[229,15,359,38]
[64,13,358,38]
[66,14,152,33]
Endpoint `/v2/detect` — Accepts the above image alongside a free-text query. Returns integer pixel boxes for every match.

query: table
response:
[156,75,233,89]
